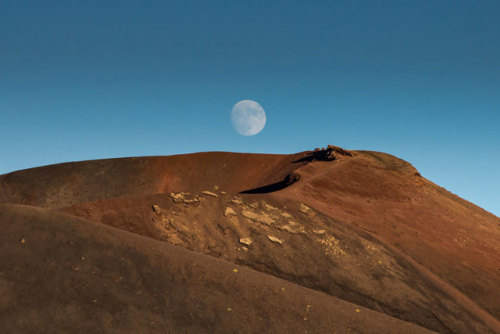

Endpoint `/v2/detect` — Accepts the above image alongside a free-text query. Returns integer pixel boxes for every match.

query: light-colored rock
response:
[267,235,283,244]
[220,191,226,195]
[152,205,161,213]
[299,203,314,215]
[224,207,237,217]
[239,238,253,246]
[169,192,185,203]
[312,229,326,235]
[258,214,276,225]
[241,246,248,252]
[279,225,298,234]
[279,221,306,234]
[202,191,218,197]
[281,211,293,219]
[263,202,277,211]
[231,198,243,205]
[241,208,275,225]
[241,208,259,220]
[169,192,200,205]
[299,203,311,213]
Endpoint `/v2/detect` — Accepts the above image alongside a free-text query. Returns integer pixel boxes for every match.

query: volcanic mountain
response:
[0,146,499,333]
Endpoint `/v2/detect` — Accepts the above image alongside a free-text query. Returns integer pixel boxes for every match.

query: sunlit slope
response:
[1,147,499,333]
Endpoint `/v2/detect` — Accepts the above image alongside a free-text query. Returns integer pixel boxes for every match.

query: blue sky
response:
[0,1,499,216]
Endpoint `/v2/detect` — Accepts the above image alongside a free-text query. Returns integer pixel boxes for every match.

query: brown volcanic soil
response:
[0,152,308,209]
[1,149,499,333]
[0,204,433,334]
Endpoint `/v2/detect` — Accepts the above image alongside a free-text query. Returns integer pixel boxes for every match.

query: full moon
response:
[231,100,266,136]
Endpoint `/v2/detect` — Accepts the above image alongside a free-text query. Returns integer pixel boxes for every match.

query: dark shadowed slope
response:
[0,204,433,334]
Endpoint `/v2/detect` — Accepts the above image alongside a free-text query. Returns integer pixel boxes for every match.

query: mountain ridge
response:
[1,147,498,333]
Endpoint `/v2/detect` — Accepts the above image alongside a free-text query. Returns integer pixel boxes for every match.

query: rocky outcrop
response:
[169,192,201,205]
[311,145,353,161]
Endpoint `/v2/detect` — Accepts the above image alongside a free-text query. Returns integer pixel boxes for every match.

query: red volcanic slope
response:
[0,148,499,333]
[0,152,307,208]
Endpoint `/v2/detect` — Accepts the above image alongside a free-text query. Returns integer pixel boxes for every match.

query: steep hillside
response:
[1,147,499,333]
[0,204,432,334]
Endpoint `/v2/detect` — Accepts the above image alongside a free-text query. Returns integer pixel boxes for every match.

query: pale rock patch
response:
[279,221,306,234]
[231,198,243,205]
[224,207,237,217]
[169,192,200,205]
[241,208,275,225]
[279,225,298,234]
[263,202,277,211]
[202,191,218,197]
[299,203,314,215]
[318,236,346,257]
[239,238,253,246]
[169,192,185,203]
[268,235,283,244]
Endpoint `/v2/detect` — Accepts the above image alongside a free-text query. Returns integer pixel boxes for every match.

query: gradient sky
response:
[1,1,499,216]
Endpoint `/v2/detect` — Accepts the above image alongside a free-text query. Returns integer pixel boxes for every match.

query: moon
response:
[231,100,267,136]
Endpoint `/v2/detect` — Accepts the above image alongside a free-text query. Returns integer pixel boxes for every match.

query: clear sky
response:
[0,1,499,216]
